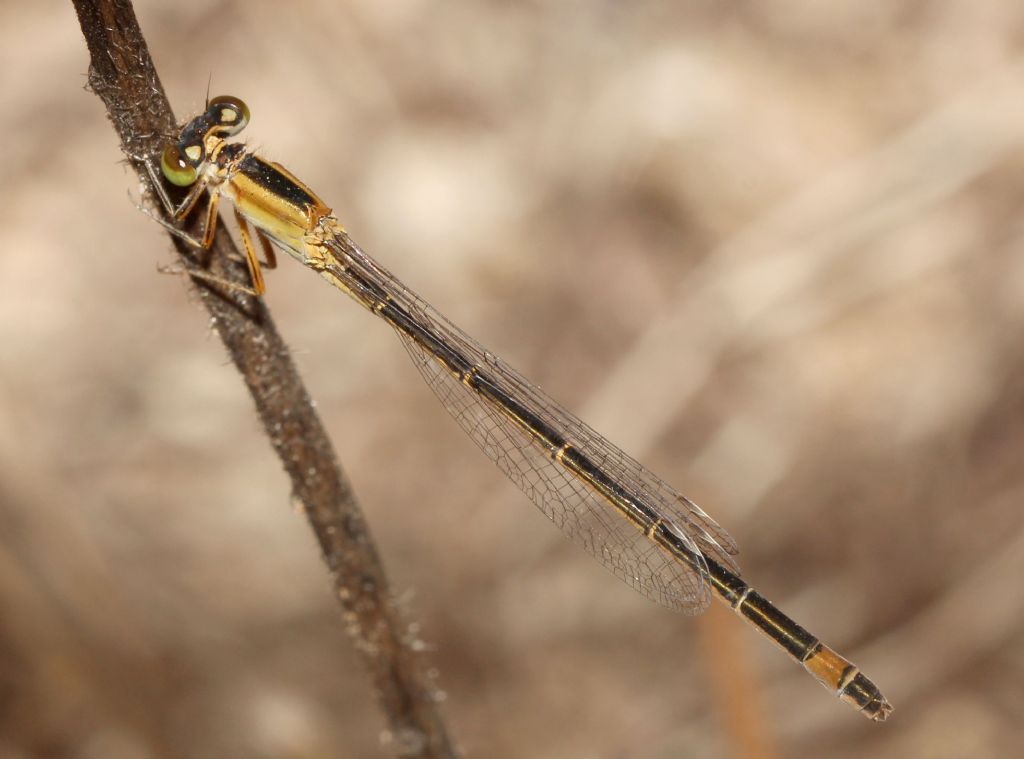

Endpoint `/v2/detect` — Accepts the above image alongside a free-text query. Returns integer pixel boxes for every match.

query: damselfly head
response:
[159,96,250,187]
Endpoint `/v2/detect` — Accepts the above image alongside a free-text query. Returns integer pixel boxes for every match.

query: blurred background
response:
[2,1,1023,757]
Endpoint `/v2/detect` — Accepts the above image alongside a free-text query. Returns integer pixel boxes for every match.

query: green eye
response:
[207,95,250,137]
[161,144,199,187]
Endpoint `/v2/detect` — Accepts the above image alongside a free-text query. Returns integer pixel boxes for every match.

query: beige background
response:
[2,2,1023,757]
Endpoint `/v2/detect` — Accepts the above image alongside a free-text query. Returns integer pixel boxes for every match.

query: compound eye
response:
[207,95,250,137]
[161,143,199,186]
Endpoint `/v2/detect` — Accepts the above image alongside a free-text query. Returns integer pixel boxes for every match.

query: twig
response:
[70,1,459,756]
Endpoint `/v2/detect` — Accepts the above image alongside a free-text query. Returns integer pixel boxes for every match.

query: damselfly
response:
[145,95,892,721]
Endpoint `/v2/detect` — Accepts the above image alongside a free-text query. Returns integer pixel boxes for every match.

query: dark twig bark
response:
[70,1,459,756]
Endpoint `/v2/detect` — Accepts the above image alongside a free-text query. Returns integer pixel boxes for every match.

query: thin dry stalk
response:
[69,1,458,756]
